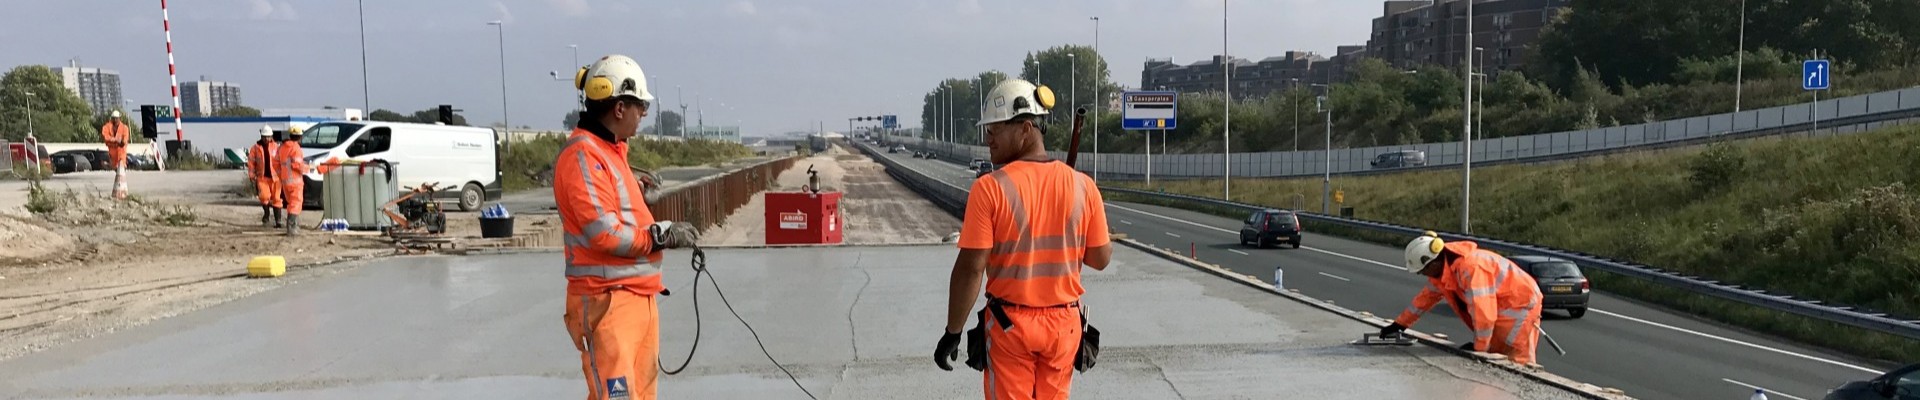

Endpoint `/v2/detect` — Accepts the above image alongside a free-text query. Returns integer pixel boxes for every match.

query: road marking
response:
[1120,220,1133,225]
[1227,249,1250,256]
[1721,378,1809,400]
[1103,202,1887,376]
[1317,272,1352,282]
[1164,232,1181,238]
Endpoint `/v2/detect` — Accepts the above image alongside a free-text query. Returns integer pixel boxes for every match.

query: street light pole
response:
[1221,0,1232,201]
[1313,84,1330,213]
[1090,16,1102,181]
[358,0,370,111]
[1291,78,1299,151]
[24,91,34,139]
[1735,0,1747,114]
[488,21,509,130]
[569,44,579,68]
[1461,0,1474,234]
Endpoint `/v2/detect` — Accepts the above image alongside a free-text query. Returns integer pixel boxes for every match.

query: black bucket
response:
[479,216,515,238]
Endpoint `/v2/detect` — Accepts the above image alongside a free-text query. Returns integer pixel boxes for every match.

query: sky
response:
[0,0,1381,136]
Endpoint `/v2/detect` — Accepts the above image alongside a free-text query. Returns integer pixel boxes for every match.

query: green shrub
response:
[1685,143,1745,193]
[26,180,59,214]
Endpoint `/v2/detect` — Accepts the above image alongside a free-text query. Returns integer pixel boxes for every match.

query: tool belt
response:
[964,296,1101,372]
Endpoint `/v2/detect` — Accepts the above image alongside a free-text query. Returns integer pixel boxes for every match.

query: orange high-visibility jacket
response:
[1394,241,1544,350]
[554,127,664,296]
[100,121,129,148]
[957,160,1111,307]
[273,141,307,186]
[247,142,276,180]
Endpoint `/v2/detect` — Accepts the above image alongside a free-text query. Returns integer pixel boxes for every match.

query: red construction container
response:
[764,191,844,245]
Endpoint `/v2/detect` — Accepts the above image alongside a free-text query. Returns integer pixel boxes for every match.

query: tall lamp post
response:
[487,21,509,131]
[1089,16,1102,181]
[23,91,35,139]
[1735,0,1747,114]
[1221,0,1232,200]
[1461,0,1475,234]
[358,0,370,111]
[1312,84,1331,213]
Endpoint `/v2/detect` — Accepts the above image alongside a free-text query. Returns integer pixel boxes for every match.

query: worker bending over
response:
[274,126,307,235]
[554,54,700,400]
[1380,232,1546,367]
[247,126,282,227]
[936,79,1112,400]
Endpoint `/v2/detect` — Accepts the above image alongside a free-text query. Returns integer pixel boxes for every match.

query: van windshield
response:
[300,123,363,149]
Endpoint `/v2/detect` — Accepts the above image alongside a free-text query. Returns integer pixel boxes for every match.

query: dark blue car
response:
[1825,363,1919,400]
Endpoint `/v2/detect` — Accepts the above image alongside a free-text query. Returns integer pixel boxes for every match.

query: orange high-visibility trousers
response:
[565,290,660,400]
[984,305,1081,400]
[255,180,280,207]
[107,148,126,170]
[1488,304,1543,366]
[280,183,304,215]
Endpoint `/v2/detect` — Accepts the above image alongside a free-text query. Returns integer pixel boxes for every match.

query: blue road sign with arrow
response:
[1803,59,1831,90]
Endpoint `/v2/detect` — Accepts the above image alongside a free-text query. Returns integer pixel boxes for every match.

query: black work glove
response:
[934,331,963,371]
[1379,323,1407,337]
[1458,341,1476,352]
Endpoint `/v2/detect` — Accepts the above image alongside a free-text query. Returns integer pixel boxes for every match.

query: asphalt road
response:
[874,149,1891,400]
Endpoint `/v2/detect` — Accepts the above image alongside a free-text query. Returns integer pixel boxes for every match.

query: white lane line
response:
[1164,232,1182,238]
[1317,272,1352,282]
[1120,220,1133,225]
[1721,378,1809,400]
[1103,202,1887,376]
[1227,249,1250,256]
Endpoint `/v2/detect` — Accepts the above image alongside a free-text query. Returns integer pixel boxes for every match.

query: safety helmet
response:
[110,110,122,118]
[574,54,655,104]
[1403,231,1446,274]
[288,125,303,136]
[977,79,1055,126]
[259,125,273,137]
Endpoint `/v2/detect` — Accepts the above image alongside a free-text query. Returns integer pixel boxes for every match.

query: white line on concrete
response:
[1721,378,1809,400]
[1121,220,1133,225]
[1227,249,1250,256]
[1318,272,1352,282]
[1102,202,1887,376]
[1164,232,1181,238]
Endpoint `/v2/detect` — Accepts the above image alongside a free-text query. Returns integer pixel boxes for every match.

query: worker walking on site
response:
[101,110,132,199]
[247,126,282,228]
[1380,232,1546,367]
[274,126,308,236]
[555,54,700,400]
[935,79,1112,400]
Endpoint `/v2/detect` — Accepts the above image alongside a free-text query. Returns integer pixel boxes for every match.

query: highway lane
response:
[871,147,1888,400]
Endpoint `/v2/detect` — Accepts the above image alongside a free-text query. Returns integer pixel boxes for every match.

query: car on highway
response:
[1824,362,1920,400]
[967,158,987,170]
[49,150,93,174]
[1371,150,1427,169]
[889,145,906,153]
[971,159,995,178]
[1510,255,1591,318]
[1238,209,1302,249]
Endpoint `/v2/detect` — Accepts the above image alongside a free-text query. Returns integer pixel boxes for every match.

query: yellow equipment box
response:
[248,256,286,278]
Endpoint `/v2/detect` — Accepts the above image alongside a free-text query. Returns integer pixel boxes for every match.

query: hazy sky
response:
[1,0,1380,135]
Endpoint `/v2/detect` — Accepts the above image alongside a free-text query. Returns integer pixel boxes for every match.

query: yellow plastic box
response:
[248,256,286,278]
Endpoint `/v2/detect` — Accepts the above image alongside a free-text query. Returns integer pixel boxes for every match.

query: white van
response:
[296,121,502,211]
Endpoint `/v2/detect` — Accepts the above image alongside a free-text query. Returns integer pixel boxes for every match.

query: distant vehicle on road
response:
[967,158,987,170]
[1823,362,1919,400]
[1238,209,1302,249]
[49,150,92,174]
[1371,150,1427,169]
[1509,255,1590,318]
[297,121,502,212]
[970,159,995,178]
[890,145,906,153]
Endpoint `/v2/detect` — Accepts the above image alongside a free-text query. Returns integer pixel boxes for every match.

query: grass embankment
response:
[500,134,756,191]
[1111,125,1920,363]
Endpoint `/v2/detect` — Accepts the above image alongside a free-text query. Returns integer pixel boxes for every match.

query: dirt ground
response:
[701,144,962,246]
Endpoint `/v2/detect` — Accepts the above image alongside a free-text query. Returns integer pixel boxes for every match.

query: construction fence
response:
[648,156,799,231]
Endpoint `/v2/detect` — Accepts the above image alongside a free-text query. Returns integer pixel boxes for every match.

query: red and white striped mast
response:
[157,0,183,171]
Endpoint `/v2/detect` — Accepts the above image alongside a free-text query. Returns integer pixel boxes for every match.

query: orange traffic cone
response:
[112,169,128,200]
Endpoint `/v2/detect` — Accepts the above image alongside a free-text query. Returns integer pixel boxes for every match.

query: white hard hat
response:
[1403,231,1446,274]
[574,54,655,104]
[259,125,273,137]
[111,110,122,118]
[977,79,1055,126]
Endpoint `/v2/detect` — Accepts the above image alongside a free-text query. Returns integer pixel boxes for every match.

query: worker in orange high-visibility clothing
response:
[246,125,282,228]
[936,78,1113,400]
[1380,232,1546,367]
[274,126,308,236]
[100,110,131,171]
[555,54,701,400]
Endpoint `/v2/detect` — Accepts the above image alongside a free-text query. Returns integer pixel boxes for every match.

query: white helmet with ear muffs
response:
[1404,231,1446,274]
[574,54,655,104]
[977,79,1055,126]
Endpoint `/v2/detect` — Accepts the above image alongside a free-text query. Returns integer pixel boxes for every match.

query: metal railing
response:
[1098,186,1920,341]
[650,156,798,231]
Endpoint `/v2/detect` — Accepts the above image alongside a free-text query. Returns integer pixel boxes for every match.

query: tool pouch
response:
[964,308,989,371]
[1074,304,1100,372]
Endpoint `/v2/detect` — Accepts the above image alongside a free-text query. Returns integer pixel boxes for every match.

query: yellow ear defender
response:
[1425,231,1445,253]
[1034,85,1057,110]
[579,66,619,101]
[573,67,588,90]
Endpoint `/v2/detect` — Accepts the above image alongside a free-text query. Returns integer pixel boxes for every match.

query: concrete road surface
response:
[0,246,1584,399]
[873,148,1892,400]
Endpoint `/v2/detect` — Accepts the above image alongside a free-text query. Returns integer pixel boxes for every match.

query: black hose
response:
[657,248,818,399]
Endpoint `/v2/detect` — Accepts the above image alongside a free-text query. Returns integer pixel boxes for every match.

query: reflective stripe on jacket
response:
[1394,241,1544,350]
[554,128,664,296]
[247,143,275,180]
[273,141,307,186]
[956,160,1111,307]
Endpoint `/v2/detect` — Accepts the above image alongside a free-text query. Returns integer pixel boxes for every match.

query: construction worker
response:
[555,54,700,400]
[936,79,1112,400]
[100,110,130,171]
[274,126,308,235]
[247,125,282,227]
[1380,232,1546,367]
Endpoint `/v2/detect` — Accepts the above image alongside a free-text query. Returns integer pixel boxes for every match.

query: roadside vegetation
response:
[499,133,755,191]
[1110,124,1920,363]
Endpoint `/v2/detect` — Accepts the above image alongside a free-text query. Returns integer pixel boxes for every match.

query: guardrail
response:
[850,141,971,218]
[1097,186,1920,341]
[650,156,798,231]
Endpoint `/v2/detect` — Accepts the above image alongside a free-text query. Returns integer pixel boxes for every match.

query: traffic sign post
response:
[1123,91,1178,185]
[1804,59,1831,134]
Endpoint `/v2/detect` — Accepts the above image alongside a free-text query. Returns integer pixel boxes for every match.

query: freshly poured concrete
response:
[0,246,1584,399]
